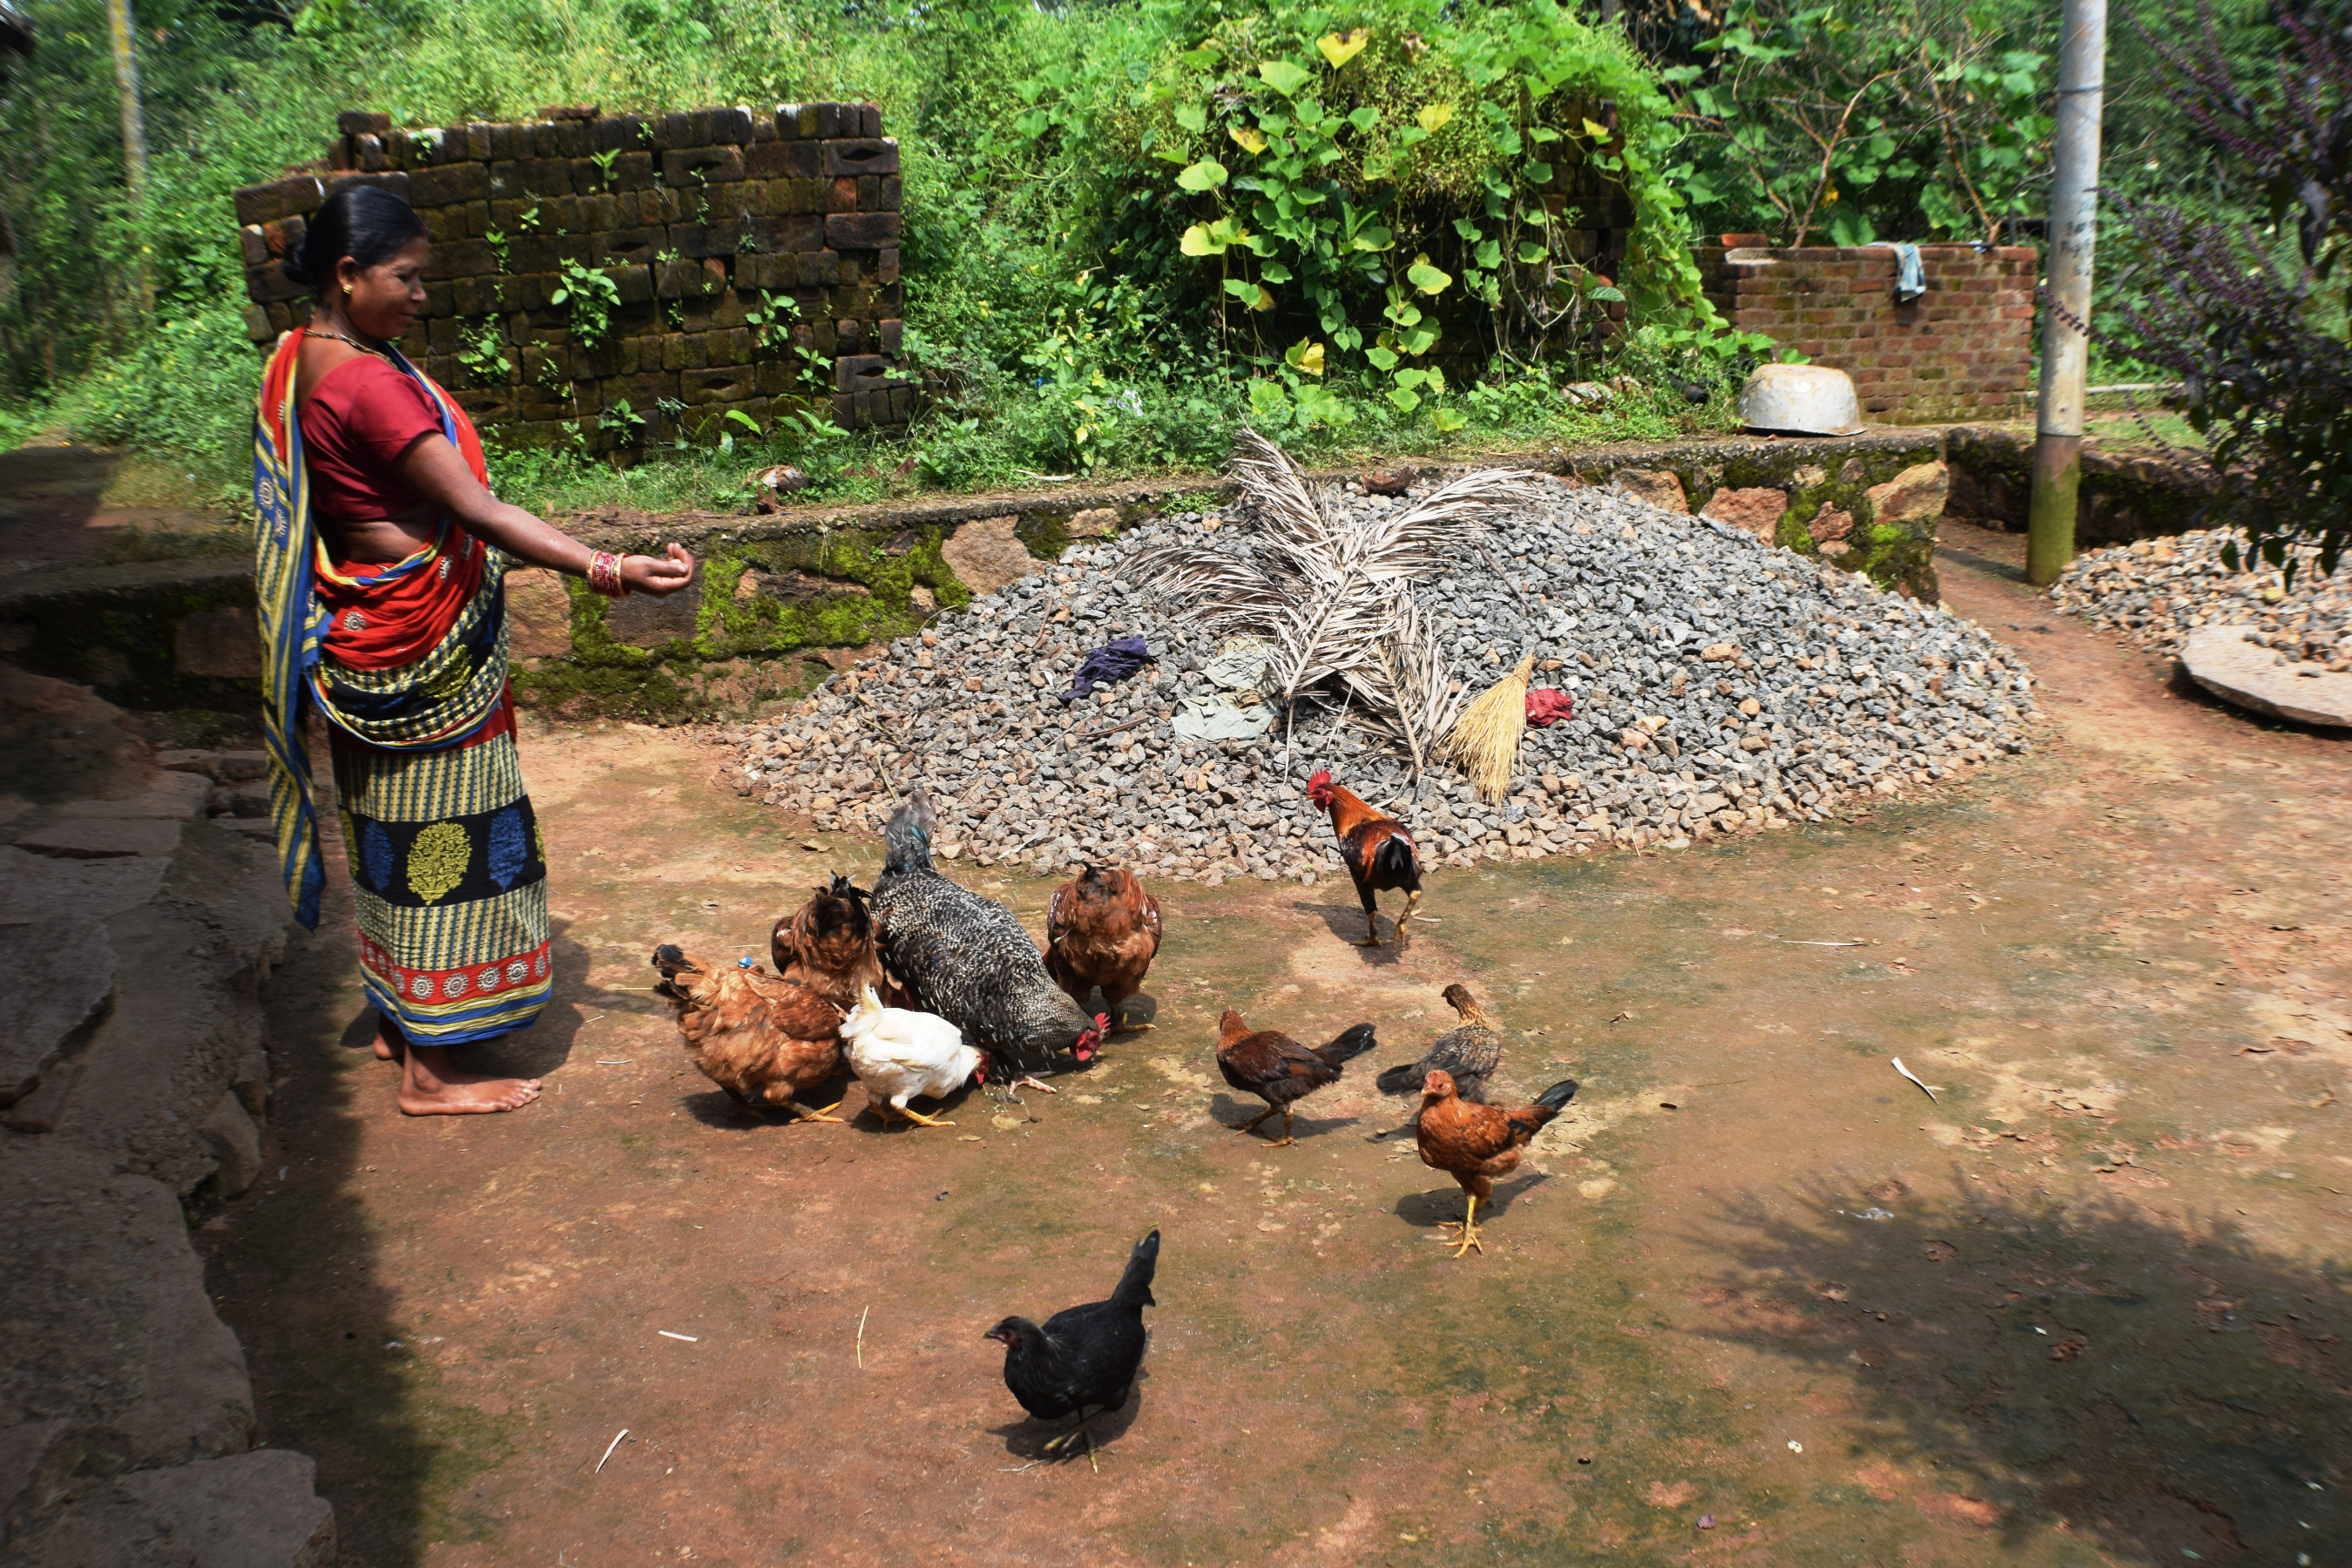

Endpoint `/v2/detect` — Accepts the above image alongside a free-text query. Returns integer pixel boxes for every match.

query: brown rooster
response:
[651,943,845,1122]
[1214,1008,1377,1146]
[772,874,887,1013]
[1415,1071,1579,1257]
[1044,863,1163,1034]
[1306,768,1423,947]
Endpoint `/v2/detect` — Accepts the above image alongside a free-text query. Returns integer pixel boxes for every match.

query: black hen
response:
[871,788,1105,1075]
[1372,983,1503,1139]
[985,1229,1159,1456]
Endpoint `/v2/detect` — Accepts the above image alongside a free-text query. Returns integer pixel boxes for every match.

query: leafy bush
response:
[2100,3,2349,578]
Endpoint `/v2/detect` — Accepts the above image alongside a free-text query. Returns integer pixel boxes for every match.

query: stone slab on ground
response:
[2181,625,2352,729]
[10,819,182,859]
[0,922,114,1106]
[45,822,284,1194]
[51,773,213,821]
[114,1450,336,1567]
[0,848,172,928]
[0,1139,255,1474]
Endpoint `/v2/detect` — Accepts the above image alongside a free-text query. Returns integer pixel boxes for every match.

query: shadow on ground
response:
[1687,1181,2351,1563]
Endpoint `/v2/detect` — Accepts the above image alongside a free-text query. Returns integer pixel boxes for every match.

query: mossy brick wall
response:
[1693,240,2036,424]
[232,102,911,450]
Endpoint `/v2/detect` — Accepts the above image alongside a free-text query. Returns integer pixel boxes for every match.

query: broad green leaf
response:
[1474,240,1501,268]
[1388,387,1422,411]
[1452,218,1482,241]
[1222,277,1262,301]
[1394,368,1427,389]
[1260,261,1294,282]
[1258,60,1314,97]
[1399,324,1439,354]
[1348,106,1379,133]
[1517,241,1549,264]
[1526,160,1553,185]
[1581,117,1611,142]
[1432,407,1467,432]
[1315,29,1369,69]
[1229,125,1267,155]
[1176,159,1228,193]
[1366,345,1399,371]
[1286,339,1327,376]
[1174,103,1206,133]
[1416,103,1455,134]
[1179,224,1223,257]
[1589,285,1625,302]
[1353,224,1394,251]
[1407,257,1452,295]
[1247,378,1292,422]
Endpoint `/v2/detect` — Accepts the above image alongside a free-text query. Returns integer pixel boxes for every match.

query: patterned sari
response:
[253,333,553,1044]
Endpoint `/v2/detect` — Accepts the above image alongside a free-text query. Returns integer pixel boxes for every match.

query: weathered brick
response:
[747,139,820,179]
[821,138,899,178]
[233,174,328,226]
[411,161,491,206]
[664,145,746,184]
[799,249,841,287]
[245,262,307,306]
[338,111,393,138]
[826,212,901,249]
[681,363,758,404]
[861,175,902,213]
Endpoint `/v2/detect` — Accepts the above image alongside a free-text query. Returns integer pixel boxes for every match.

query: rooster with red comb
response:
[1305,768,1425,949]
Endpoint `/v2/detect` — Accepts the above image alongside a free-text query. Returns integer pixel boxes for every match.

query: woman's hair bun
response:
[281,184,429,295]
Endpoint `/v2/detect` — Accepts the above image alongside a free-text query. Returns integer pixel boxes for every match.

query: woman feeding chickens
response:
[253,186,693,1116]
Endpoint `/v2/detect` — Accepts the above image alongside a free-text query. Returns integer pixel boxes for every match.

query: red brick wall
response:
[1693,240,2036,425]
[232,103,911,449]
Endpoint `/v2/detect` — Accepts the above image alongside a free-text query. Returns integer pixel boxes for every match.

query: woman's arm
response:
[396,432,694,596]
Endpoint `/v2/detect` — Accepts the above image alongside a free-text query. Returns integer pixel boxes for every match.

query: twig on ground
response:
[855,1303,869,1369]
[596,1429,629,1473]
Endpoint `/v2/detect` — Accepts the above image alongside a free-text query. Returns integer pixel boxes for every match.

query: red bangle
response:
[587,550,629,598]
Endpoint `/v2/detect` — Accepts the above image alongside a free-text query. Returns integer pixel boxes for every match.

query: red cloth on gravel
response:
[1524,688,1576,728]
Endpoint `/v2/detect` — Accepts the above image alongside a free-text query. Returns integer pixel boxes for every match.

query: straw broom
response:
[1441,653,1535,803]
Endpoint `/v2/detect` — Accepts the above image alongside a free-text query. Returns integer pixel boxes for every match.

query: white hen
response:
[840,983,983,1127]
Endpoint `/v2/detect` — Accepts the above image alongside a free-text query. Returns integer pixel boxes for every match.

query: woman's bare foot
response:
[397,1044,540,1116]
[372,1013,408,1063]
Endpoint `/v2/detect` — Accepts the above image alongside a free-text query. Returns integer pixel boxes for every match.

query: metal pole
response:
[2025,0,2105,586]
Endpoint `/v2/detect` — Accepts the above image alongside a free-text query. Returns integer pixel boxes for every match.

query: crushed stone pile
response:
[2050,529,2352,669]
[720,478,2039,882]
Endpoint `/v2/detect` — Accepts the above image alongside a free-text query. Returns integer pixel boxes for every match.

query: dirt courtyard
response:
[207,525,2349,1567]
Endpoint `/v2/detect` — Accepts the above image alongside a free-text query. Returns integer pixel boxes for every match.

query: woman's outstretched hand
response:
[625,543,695,597]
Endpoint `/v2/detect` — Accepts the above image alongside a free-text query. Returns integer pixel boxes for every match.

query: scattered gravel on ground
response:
[719,478,2039,882]
[2050,528,2352,669]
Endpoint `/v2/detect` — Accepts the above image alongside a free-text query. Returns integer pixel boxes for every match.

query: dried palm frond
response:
[1341,587,1471,786]
[1129,429,1544,759]
[1441,652,1536,803]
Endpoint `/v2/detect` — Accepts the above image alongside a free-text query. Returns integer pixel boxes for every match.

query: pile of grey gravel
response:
[719,478,2039,882]
[2050,529,2352,669]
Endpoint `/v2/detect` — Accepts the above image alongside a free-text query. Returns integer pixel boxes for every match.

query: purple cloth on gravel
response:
[1058,636,1152,703]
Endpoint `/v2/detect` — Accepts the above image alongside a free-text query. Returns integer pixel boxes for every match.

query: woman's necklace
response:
[304,323,387,357]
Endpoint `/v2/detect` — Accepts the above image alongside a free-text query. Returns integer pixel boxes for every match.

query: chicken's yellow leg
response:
[1230,1104,1279,1134]
[787,1099,844,1123]
[1043,1410,1111,1456]
[1396,889,1419,947]
[1443,1193,1484,1258]
[1263,1105,1297,1148]
[896,1104,956,1127]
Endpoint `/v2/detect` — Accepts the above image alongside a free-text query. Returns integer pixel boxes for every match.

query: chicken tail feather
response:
[1374,1059,1429,1097]
[1111,1229,1161,1312]
[882,789,937,875]
[1370,833,1419,889]
[1315,1022,1379,1069]
[1533,1078,1582,1116]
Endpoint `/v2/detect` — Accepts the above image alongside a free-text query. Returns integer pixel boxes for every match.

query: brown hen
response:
[1044,863,1162,1033]
[771,874,888,1013]
[1214,1009,1377,1147]
[651,943,845,1121]
[1414,1070,1579,1257]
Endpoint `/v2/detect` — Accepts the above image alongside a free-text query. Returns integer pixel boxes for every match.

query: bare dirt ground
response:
[207,523,2349,1567]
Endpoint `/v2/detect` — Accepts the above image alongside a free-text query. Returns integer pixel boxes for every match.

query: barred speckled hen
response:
[871,788,1106,1076]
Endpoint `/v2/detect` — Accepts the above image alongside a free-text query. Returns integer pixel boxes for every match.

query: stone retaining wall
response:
[233,101,910,449]
[12,426,2232,724]
[1694,238,2036,423]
